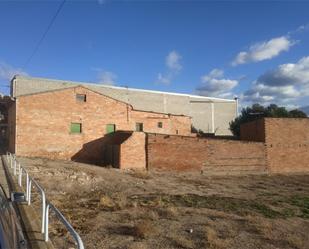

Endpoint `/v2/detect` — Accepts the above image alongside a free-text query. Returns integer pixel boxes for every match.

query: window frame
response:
[135,122,144,132]
[76,94,86,102]
[106,124,116,134]
[70,123,82,134]
[158,122,163,128]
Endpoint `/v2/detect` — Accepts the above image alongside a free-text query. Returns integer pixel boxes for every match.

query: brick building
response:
[8,85,191,163]
[11,75,238,135]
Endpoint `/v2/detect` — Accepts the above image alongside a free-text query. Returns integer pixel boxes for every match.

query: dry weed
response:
[205,226,232,249]
[170,236,195,249]
[113,192,128,210]
[246,215,273,240]
[133,220,158,239]
[286,233,305,249]
[130,170,152,180]
[99,195,115,209]
[143,210,159,220]
[158,206,179,219]
[126,242,148,249]
[99,193,128,210]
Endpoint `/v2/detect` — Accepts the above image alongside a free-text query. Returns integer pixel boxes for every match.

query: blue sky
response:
[0,0,309,109]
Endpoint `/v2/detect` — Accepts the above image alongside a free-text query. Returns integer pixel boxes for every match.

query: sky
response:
[0,0,309,110]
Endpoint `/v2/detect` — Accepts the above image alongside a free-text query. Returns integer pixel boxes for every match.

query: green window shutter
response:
[70,123,82,133]
[106,124,115,134]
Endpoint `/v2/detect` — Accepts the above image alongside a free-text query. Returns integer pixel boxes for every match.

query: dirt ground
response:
[18,157,309,249]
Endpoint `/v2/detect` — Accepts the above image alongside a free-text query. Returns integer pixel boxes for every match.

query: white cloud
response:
[242,56,309,105]
[0,61,27,81]
[156,50,182,85]
[166,50,182,71]
[157,73,171,85]
[196,69,238,97]
[97,70,117,85]
[232,36,295,66]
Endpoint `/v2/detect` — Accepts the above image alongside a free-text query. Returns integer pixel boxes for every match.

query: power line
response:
[23,0,66,69]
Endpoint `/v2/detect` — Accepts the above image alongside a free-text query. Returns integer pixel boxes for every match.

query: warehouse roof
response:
[11,75,235,102]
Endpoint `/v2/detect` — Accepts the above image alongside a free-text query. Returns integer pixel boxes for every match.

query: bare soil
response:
[19,157,309,249]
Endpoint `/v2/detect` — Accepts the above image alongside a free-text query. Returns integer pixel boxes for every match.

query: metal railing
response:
[45,201,84,249]
[5,152,84,249]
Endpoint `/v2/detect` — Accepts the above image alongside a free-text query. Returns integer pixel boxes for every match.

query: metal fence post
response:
[41,191,46,234]
[13,159,17,175]
[28,180,32,206]
[26,173,29,201]
[44,204,49,242]
[18,164,22,186]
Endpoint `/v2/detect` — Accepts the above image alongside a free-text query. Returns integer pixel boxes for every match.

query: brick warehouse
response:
[7,85,191,163]
[11,75,238,136]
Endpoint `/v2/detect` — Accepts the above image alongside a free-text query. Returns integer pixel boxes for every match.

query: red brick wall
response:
[12,86,191,163]
[240,119,265,142]
[146,134,266,173]
[120,132,146,169]
[264,118,309,173]
[205,139,266,174]
[147,134,208,171]
[240,118,309,173]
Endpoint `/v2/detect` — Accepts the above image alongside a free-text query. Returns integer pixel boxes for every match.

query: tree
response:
[289,109,308,118]
[229,104,307,137]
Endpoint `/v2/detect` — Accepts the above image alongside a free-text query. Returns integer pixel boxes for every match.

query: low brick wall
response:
[145,134,266,173]
[264,118,309,173]
[71,118,309,174]
[205,139,267,174]
[147,134,208,171]
[241,118,309,173]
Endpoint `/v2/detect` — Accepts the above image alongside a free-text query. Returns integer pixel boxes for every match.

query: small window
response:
[76,94,86,102]
[136,123,143,132]
[158,122,163,128]
[176,130,179,135]
[106,124,116,134]
[70,123,82,134]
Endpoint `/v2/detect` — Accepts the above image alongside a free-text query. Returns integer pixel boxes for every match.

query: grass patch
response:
[289,196,309,218]
[132,194,286,218]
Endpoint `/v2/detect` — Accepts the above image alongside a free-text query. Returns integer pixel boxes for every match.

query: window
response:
[158,122,163,128]
[76,94,86,102]
[70,123,82,134]
[106,124,116,134]
[136,123,143,132]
